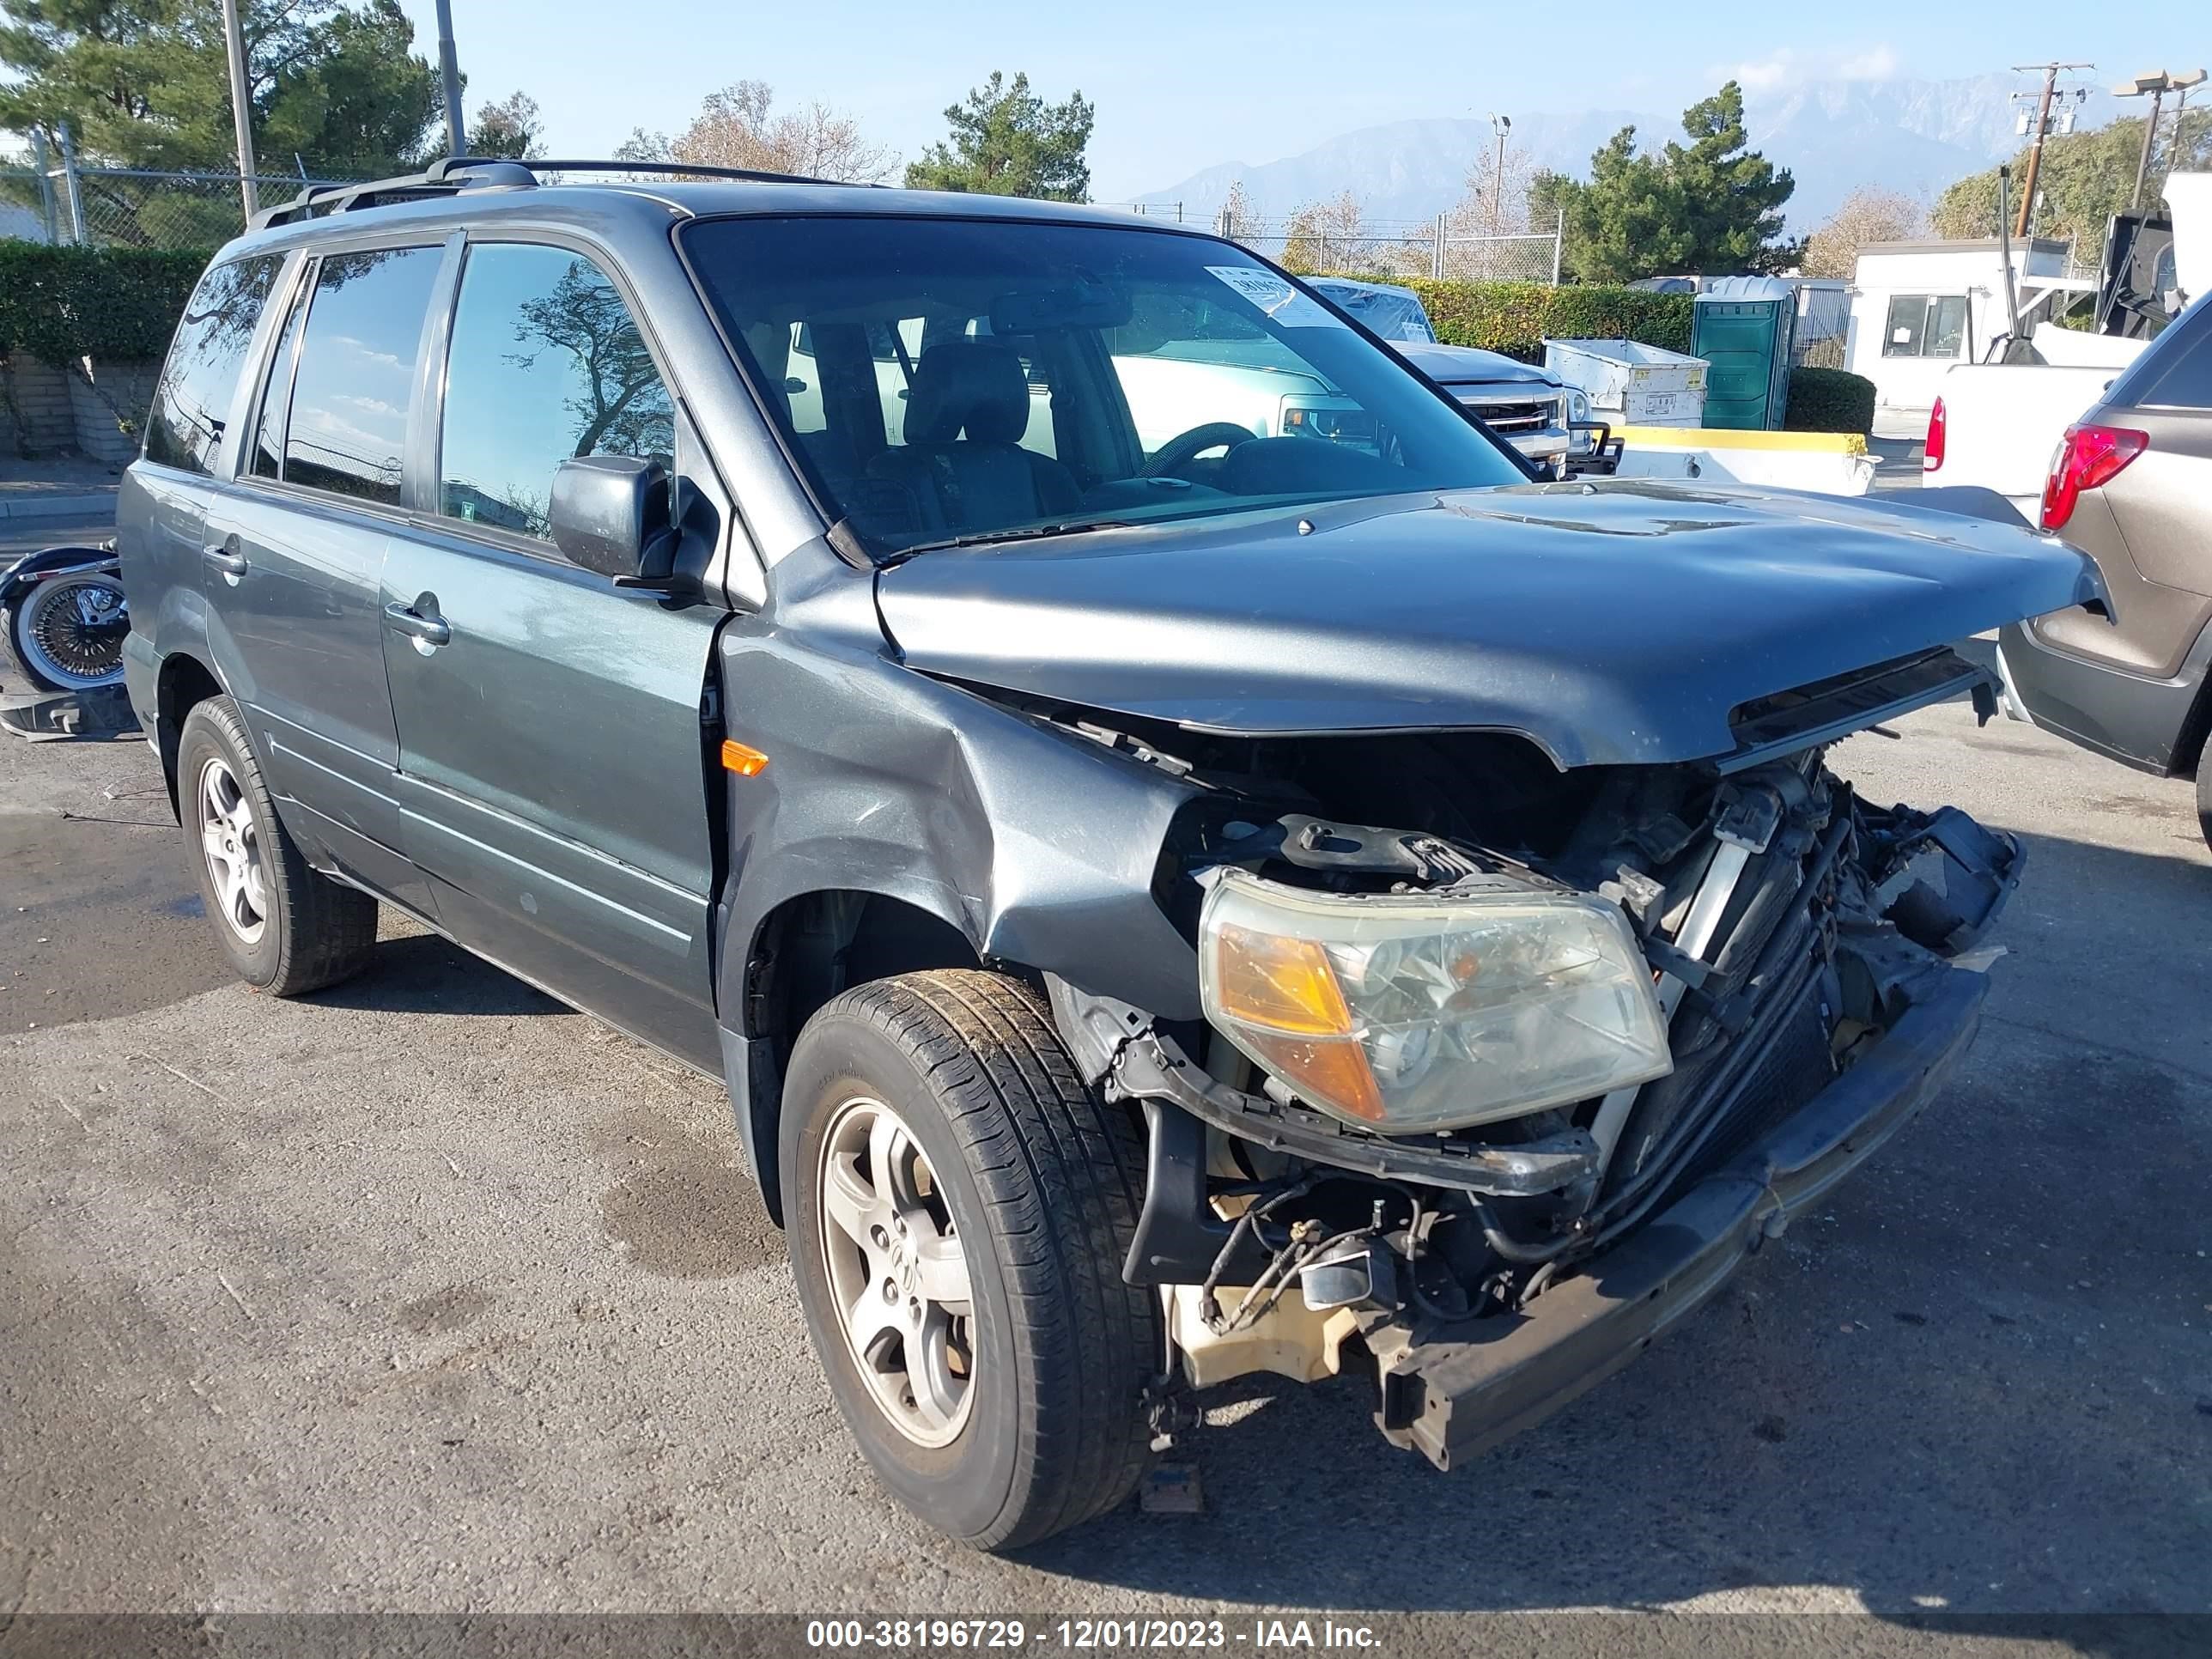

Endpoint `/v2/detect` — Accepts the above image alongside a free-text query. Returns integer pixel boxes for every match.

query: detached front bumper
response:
[1370,966,1989,1471]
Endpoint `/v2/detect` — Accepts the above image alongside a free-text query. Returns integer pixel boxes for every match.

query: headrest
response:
[903,342,1030,445]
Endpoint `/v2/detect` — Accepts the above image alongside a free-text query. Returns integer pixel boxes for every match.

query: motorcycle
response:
[2,540,129,694]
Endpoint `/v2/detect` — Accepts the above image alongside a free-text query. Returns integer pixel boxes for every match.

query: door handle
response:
[382,600,451,647]
[203,543,247,579]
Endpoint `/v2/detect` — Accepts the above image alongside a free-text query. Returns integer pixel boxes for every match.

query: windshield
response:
[1308,279,1437,343]
[682,215,1527,555]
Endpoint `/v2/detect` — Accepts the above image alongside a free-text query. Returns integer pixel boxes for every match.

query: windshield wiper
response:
[894,520,1133,556]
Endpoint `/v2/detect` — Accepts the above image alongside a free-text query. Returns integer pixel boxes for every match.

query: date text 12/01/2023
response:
[804,1619,1385,1650]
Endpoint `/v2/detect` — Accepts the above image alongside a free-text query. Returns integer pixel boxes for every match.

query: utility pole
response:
[2011,62,2094,238]
[220,0,259,218]
[434,0,467,156]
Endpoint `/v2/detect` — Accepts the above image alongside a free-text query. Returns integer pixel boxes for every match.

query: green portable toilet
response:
[1692,276,1797,429]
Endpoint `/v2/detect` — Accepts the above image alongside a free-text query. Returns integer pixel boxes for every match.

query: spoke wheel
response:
[817,1093,976,1449]
[197,755,269,945]
[15,575,127,690]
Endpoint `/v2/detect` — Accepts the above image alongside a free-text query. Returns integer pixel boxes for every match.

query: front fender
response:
[711,614,1202,1029]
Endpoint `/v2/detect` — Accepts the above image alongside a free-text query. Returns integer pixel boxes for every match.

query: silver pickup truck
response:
[1310,277,1593,475]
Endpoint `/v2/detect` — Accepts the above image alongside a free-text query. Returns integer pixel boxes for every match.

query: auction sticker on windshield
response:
[1205,266,1344,328]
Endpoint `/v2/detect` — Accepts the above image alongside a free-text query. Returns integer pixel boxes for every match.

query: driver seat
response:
[866,342,1081,534]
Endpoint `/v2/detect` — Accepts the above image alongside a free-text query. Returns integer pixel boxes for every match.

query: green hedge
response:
[1784,367,1875,434]
[0,240,210,367]
[1380,279,1696,363]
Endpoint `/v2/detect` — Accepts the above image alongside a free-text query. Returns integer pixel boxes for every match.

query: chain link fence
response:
[1106,204,1565,284]
[0,158,356,249]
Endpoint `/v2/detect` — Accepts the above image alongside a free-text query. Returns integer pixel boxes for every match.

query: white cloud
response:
[1717,43,1899,94]
[1837,46,1901,82]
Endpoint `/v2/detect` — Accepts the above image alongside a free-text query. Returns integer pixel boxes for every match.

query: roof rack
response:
[248,155,853,230]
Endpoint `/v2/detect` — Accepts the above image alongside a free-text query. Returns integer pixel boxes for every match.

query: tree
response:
[1218,178,1253,240]
[0,0,442,178]
[1279,191,1371,275]
[1534,82,1796,282]
[1452,138,1535,237]
[1447,136,1538,277]
[904,71,1093,201]
[1663,82,1797,273]
[615,81,896,184]
[512,263,672,460]
[468,91,544,161]
[1932,110,2212,250]
[1802,185,1926,279]
[1539,128,1686,283]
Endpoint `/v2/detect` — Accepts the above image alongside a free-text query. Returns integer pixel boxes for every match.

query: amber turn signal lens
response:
[720,739,769,777]
[1242,1030,1388,1123]
[1211,922,1356,1036]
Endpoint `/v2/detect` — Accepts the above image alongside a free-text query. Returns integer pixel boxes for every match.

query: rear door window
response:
[436,241,675,539]
[278,246,444,506]
[143,254,283,475]
[2134,315,2212,408]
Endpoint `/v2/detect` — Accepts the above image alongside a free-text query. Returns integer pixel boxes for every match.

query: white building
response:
[1844,238,2092,412]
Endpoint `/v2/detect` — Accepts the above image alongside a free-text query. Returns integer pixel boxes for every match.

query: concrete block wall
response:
[2,352,79,454]
[2,352,155,462]
[67,360,157,465]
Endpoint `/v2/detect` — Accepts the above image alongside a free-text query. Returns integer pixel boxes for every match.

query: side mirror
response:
[550,455,678,586]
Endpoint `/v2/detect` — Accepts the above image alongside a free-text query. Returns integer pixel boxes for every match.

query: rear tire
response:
[177,696,378,995]
[5,574,128,692]
[781,969,1160,1550]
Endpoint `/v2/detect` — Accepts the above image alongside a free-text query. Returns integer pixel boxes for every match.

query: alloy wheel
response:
[817,1095,976,1448]
[197,756,269,945]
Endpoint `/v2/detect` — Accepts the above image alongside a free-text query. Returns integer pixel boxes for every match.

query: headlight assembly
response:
[1198,871,1672,1133]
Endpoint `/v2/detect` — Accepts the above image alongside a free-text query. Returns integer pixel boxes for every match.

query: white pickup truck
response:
[1923,172,2208,519]
[1921,337,2142,516]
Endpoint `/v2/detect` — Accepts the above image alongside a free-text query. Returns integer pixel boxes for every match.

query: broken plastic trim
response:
[1109,1029,1600,1200]
[1720,648,1993,774]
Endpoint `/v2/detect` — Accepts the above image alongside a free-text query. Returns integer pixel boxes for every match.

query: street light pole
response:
[2116,69,2209,210]
[2130,89,2166,210]
[1489,113,1511,239]
[220,0,259,217]
[435,0,467,157]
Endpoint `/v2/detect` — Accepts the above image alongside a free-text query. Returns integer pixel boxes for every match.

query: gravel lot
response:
[3,686,2208,1637]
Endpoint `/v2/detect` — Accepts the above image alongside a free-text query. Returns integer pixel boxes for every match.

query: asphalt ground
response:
[2,646,2208,1653]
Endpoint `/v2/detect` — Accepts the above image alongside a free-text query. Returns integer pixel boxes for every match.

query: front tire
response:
[781,970,1160,1550]
[177,696,378,995]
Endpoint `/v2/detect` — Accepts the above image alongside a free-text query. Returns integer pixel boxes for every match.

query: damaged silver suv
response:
[118,159,2101,1549]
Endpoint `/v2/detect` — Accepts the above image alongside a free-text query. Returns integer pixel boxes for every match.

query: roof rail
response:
[247,155,859,230]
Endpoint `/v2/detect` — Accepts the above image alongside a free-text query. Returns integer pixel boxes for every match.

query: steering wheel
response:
[1141,422,1261,478]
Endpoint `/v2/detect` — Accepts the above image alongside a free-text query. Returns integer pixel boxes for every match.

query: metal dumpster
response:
[1692,276,1798,429]
[1542,339,1709,428]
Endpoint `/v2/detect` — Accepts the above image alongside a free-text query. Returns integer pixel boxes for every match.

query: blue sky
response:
[396,1,2212,200]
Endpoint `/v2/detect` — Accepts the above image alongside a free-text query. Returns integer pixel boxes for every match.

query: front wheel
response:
[6,574,129,691]
[781,970,1161,1549]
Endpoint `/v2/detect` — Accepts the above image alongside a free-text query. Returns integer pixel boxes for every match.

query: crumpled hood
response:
[874,481,2102,769]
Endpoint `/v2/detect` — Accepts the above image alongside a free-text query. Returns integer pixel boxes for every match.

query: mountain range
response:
[1134,73,2122,231]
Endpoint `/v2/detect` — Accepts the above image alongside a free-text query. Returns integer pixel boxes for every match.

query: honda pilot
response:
[118,158,2100,1549]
